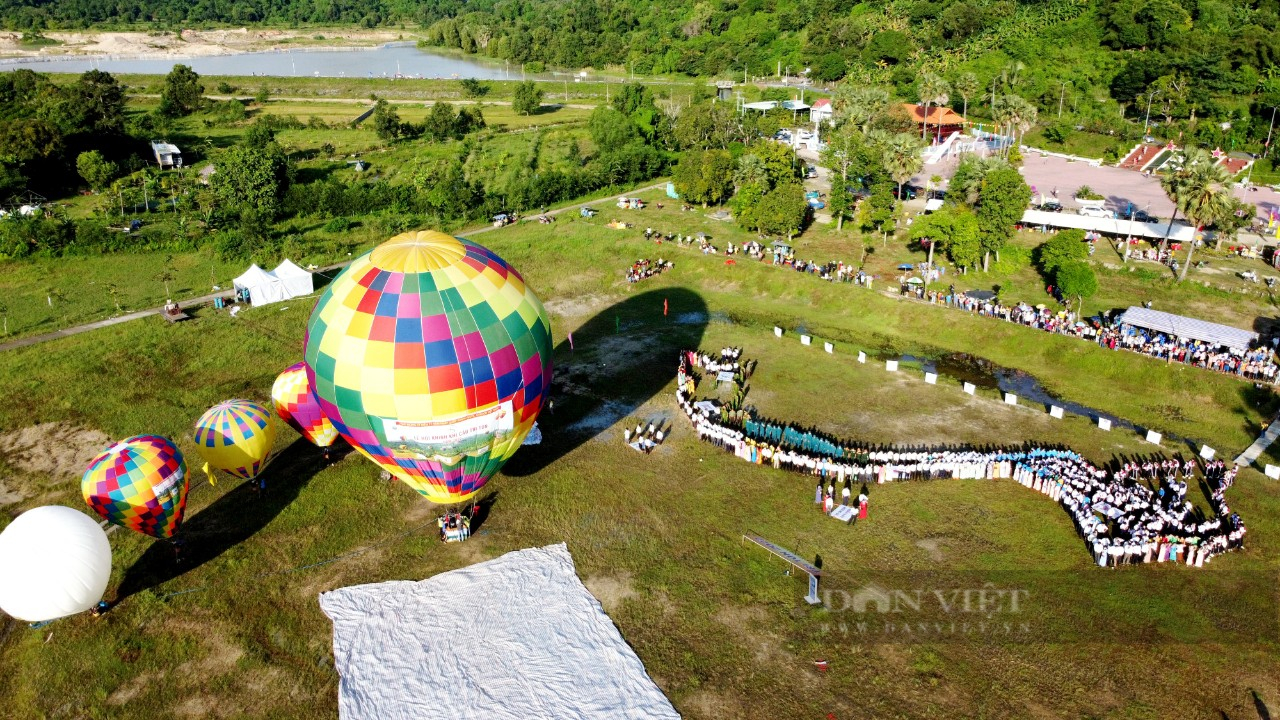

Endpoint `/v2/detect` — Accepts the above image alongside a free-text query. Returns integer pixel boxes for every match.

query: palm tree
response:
[1168,149,1233,281]
[953,72,979,121]
[993,94,1036,158]
[884,132,924,209]
[917,72,949,142]
[835,85,890,135]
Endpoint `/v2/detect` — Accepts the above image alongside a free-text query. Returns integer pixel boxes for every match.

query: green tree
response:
[75,150,117,191]
[953,72,979,120]
[975,165,1031,271]
[910,206,980,279]
[673,149,734,207]
[587,107,639,153]
[425,101,459,142]
[832,84,891,134]
[758,182,808,240]
[371,99,403,141]
[917,72,950,141]
[882,132,923,205]
[993,94,1036,158]
[1055,261,1098,316]
[459,78,490,98]
[210,142,295,218]
[731,181,767,233]
[740,140,799,191]
[1035,229,1088,274]
[158,64,204,117]
[63,70,126,135]
[1165,148,1234,281]
[513,81,544,116]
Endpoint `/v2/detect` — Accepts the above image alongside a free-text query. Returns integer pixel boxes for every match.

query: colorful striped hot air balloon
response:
[303,230,552,504]
[81,436,188,539]
[194,400,276,480]
[272,362,339,448]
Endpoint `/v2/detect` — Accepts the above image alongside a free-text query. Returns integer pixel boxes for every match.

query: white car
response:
[1078,206,1113,219]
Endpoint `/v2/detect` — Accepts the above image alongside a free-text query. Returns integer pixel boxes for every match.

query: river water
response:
[0,42,519,79]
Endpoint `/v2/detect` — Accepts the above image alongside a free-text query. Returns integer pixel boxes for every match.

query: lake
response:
[0,43,524,79]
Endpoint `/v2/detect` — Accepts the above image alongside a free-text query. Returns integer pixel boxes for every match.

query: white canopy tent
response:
[1116,306,1258,352]
[233,260,314,307]
[233,265,287,307]
[1020,209,1198,242]
[271,259,314,298]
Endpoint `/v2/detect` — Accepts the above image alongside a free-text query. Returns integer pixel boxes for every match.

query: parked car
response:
[1078,206,1113,219]
[893,185,918,200]
[1131,209,1159,223]
[808,199,826,209]
[1038,200,1063,212]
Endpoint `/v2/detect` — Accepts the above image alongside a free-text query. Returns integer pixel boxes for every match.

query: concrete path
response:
[1233,414,1280,466]
[0,181,668,354]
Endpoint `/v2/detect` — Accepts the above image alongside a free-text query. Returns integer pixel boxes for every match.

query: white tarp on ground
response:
[232,264,287,307]
[271,259,314,298]
[1116,306,1258,352]
[319,544,680,720]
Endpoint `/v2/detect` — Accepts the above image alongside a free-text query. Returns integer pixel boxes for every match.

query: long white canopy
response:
[1021,209,1198,242]
[1116,306,1259,352]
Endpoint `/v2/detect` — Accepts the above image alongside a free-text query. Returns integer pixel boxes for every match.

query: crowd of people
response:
[641,221,1274,383]
[897,284,1280,382]
[625,258,674,283]
[675,349,1247,568]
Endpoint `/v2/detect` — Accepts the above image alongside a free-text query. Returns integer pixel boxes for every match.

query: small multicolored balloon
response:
[303,230,552,504]
[82,435,188,539]
[272,362,339,448]
[194,400,276,480]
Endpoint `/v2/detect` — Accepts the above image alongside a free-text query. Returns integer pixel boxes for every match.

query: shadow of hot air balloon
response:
[502,287,708,477]
[113,439,351,603]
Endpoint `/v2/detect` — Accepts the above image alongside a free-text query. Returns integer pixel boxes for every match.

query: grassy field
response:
[0,184,1277,718]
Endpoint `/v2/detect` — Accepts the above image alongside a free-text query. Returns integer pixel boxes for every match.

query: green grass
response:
[1,187,1277,717]
[1023,128,1125,159]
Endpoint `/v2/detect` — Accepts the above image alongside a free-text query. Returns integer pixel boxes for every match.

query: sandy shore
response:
[0,28,413,59]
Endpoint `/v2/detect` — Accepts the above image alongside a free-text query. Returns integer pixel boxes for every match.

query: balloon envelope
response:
[303,230,553,503]
[193,400,276,479]
[0,506,112,622]
[272,362,339,448]
[82,435,188,539]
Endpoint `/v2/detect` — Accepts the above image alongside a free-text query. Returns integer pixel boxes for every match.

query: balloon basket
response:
[438,511,471,543]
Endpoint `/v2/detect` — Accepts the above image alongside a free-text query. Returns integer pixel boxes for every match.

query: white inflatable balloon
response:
[0,506,112,622]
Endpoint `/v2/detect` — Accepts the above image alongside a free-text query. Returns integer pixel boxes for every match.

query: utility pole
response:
[1265,105,1278,159]
[1143,89,1157,138]
[1058,81,1069,119]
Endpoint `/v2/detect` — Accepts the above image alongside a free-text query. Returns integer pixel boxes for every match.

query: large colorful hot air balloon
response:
[272,362,339,448]
[194,400,276,480]
[81,436,188,539]
[0,506,112,622]
[303,230,552,504]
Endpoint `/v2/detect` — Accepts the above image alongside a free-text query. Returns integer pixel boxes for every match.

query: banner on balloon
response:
[382,402,515,456]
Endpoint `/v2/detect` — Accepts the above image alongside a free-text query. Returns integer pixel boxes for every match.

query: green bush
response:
[323,217,352,233]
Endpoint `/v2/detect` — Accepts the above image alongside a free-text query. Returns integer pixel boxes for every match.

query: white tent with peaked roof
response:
[233,264,287,307]
[271,259,314,299]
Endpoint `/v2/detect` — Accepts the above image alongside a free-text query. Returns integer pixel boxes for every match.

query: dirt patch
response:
[543,293,611,320]
[681,689,747,719]
[567,399,632,434]
[584,572,638,612]
[0,422,111,504]
[107,671,157,706]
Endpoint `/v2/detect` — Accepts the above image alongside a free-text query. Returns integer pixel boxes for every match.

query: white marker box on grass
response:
[857,351,866,364]
[800,334,812,346]
[1004,393,1017,405]
[1098,418,1112,431]
[1266,465,1280,480]
[924,372,937,385]
[886,360,899,372]
[774,326,783,338]
[1199,445,1216,460]
[824,342,834,354]
[962,382,976,395]
[1049,406,1064,419]
[1146,430,1162,445]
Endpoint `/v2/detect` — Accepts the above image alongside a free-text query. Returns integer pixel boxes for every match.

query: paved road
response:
[0,181,668,354]
[1233,414,1280,467]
